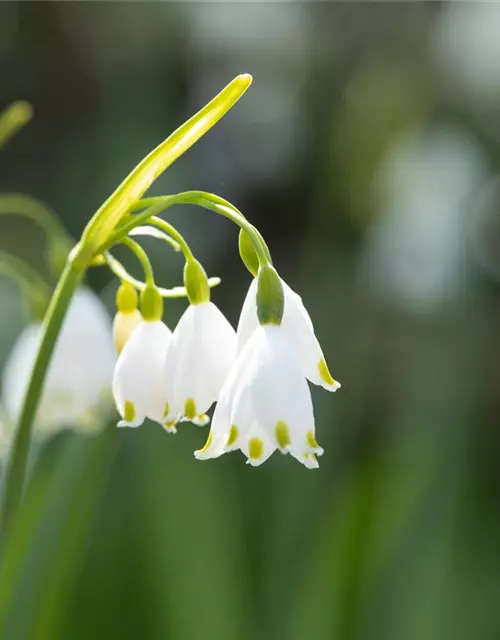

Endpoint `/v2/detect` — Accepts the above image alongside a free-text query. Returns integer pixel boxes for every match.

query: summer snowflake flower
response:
[163,301,237,427]
[112,318,172,430]
[236,276,340,392]
[195,323,322,468]
[2,287,116,438]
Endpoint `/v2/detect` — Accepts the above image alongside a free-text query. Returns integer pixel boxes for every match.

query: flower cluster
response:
[112,261,340,468]
[0,77,340,472]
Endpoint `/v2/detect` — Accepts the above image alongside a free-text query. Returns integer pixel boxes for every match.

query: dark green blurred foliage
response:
[2,2,500,639]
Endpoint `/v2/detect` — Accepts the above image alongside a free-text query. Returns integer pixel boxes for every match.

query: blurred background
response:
[1,2,500,639]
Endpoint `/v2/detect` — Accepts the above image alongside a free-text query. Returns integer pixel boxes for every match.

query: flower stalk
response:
[0,259,84,538]
[0,74,253,542]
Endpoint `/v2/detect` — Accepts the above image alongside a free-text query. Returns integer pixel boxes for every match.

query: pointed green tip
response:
[11,101,33,123]
[238,73,253,87]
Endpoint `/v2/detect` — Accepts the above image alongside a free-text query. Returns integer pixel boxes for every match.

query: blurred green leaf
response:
[0,430,116,639]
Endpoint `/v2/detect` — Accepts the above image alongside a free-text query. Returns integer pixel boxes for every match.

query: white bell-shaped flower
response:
[195,324,322,468]
[112,283,173,430]
[237,277,340,392]
[2,287,116,438]
[163,300,237,426]
[112,318,172,430]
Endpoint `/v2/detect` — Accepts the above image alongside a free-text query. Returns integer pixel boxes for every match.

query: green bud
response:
[116,282,138,313]
[184,259,210,305]
[140,283,163,321]
[256,265,284,326]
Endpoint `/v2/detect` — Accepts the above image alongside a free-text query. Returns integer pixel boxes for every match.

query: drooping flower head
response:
[196,264,338,467]
[112,283,173,431]
[163,259,236,427]
[2,287,116,438]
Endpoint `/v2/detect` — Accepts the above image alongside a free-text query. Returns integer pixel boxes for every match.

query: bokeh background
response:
[2,2,500,639]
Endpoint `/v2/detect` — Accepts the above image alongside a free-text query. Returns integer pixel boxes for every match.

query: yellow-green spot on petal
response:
[227,424,239,447]
[248,437,263,460]
[184,398,196,420]
[165,420,177,428]
[198,431,213,453]
[163,402,170,418]
[307,430,320,450]
[124,400,136,423]
[318,358,335,386]
[275,420,291,449]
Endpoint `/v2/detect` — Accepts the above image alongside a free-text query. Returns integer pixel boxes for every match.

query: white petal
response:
[165,302,236,421]
[113,320,171,428]
[236,277,340,392]
[2,324,40,427]
[242,427,277,467]
[197,324,325,468]
[289,450,320,469]
[113,309,142,353]
[281,281,340,392]
[195,327,257,459]
[248,326,320,459]
[236,278,258,354]
[2,287,116,437]
[190,414,210,427]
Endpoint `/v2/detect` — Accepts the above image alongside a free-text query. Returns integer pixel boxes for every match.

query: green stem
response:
[149,217,194,261]
[120,237,155,285]
[103,251,221,298]
[129,225,181,253]
[0,261,84,540]
[104,192,271,267]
